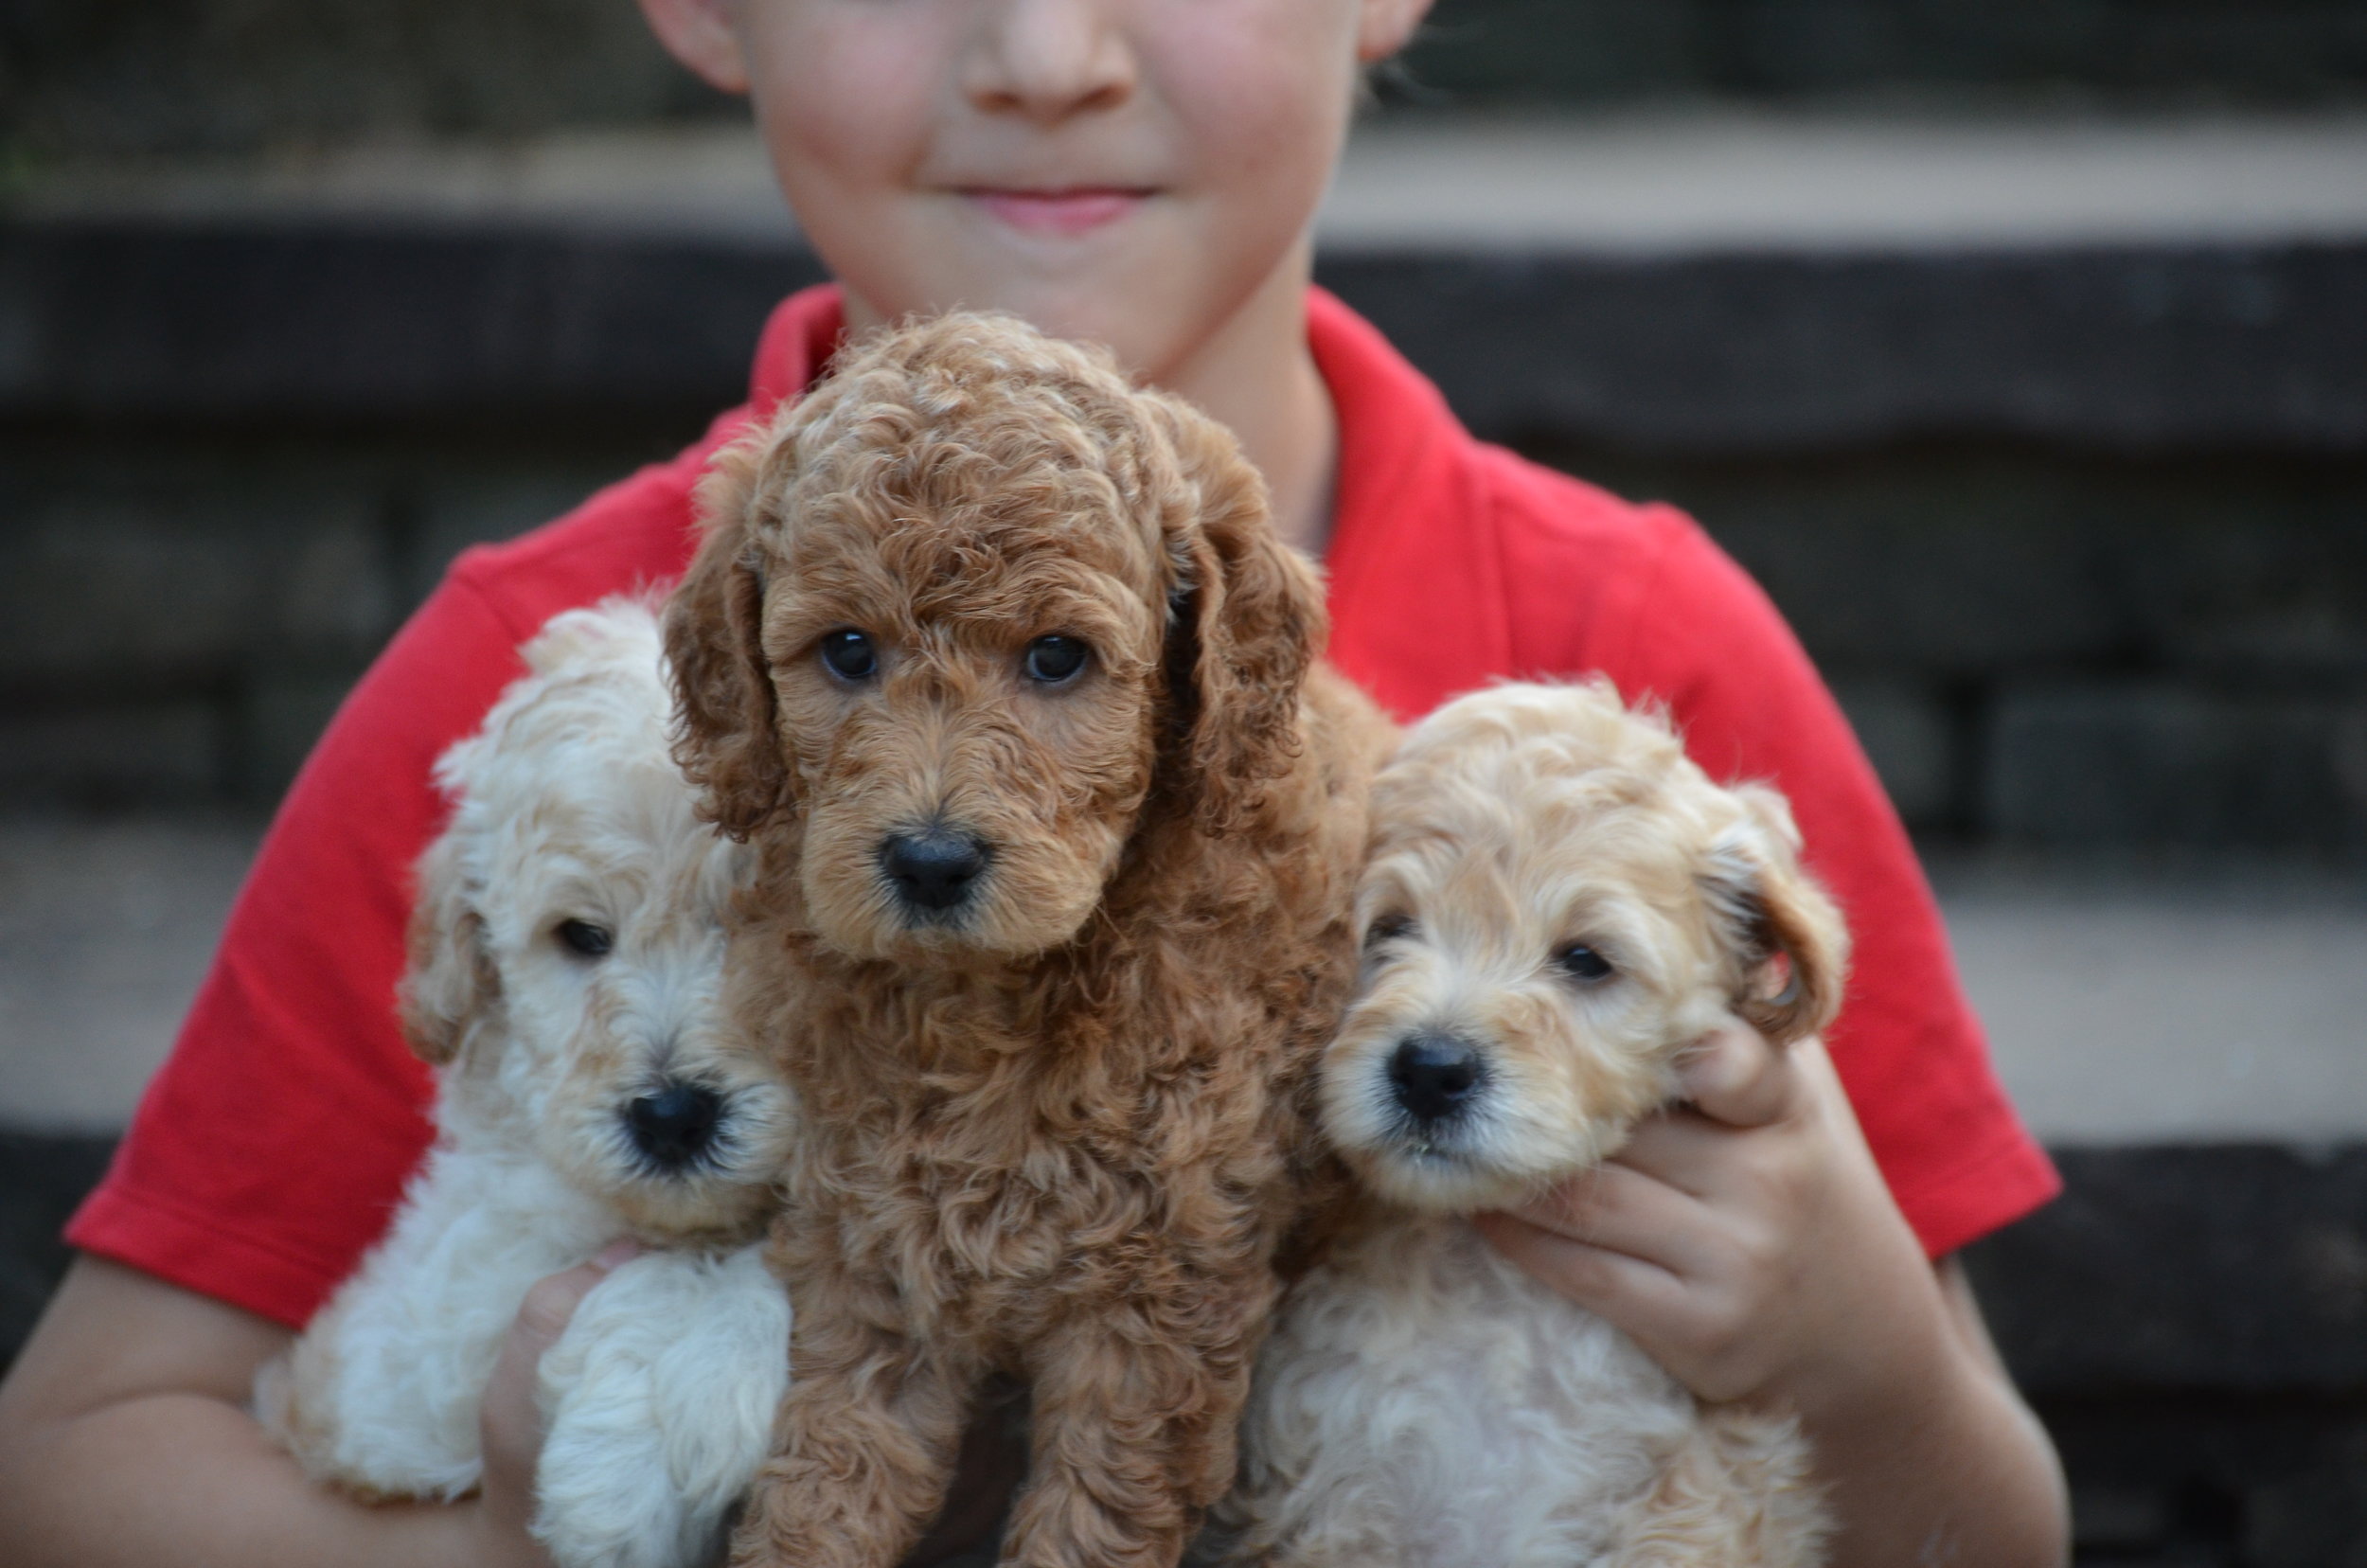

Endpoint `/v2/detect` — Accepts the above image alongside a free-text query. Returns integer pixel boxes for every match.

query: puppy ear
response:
[1156,402,1328,837]
[397,828,499,1066]
[1700,786,1852,1046]
[665,437,795,840]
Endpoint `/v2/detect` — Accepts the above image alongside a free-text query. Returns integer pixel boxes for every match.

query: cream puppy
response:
[1207,681,1847,1568]
[257,599,798,1568]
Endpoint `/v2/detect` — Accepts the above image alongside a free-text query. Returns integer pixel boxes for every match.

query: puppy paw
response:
[534,1247,793,1568]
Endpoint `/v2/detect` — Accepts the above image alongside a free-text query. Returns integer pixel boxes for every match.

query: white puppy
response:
[257,599,798,1568]
[1205,682,1848,1568]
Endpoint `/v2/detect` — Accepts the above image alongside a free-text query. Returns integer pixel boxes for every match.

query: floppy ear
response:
[1155,403,1329,838]
[396,828,499,1066]
[1700,786,1852,1046]
[665,437,795,841]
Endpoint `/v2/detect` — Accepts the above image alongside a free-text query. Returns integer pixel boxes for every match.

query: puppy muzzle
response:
[622,1078,727,1173]
[1388,1029,1490,1131]
[878,823,993,921]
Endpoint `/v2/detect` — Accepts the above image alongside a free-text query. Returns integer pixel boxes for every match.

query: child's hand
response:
[1469,1024,1942,1417]
[469,1241,1018,1568]
[1471,1025,2069,1567]
[469,1240,641,1568]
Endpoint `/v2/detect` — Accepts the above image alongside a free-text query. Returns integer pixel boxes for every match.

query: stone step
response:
[3,815,2358,1144]
[1937,862,2367,1148]
[1382,1,2367,113]
[0,814,263,1132]
[27,114,2367,251]
[11,0,2367,160]
[10,116,2367,454]
[3,121,2361,840]
[5,223,2361,456]
[1328,113,2367,252]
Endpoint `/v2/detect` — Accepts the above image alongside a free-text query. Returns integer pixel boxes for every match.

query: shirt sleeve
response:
[65,573,534,1328]
[63,400,734,1328]
[1519,501,2059,1257]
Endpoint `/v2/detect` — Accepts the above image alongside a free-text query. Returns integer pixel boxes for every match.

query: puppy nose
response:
[881,828,990,912]
[1389,1032,1486,1126]
[625,1080,724,1170]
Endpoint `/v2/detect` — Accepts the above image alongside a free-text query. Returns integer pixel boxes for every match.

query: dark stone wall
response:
[1542,442,2367,847]
[1963,1148,2367,1566]
[1321,247,2367,456]
[1391,0,2367,109]
[10,0,2367,159]
[0,0,738,158]
[4,221,2361,848]
[0,1133,112,1369]
[0,424,662,804]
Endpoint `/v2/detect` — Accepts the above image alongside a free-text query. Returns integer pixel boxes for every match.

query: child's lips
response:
[966,187,1148,236]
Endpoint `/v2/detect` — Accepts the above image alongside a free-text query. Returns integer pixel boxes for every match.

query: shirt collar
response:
[1307,287,1508,718]
[747,283,851,419]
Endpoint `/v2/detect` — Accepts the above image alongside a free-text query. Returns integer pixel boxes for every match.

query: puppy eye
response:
[819,630,879,681]
[556,919,614,958]
[1023,634,1090,685]
[1365,913,1416,948]
[1555,943,1613,984]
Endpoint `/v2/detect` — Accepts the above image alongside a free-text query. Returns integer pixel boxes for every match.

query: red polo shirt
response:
[68,286,2057,1329]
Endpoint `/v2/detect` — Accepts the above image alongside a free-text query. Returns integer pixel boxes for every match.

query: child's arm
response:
[0,1255,1017,1568]
[1471,1025,2071,1568]
[0,1253,606,1568]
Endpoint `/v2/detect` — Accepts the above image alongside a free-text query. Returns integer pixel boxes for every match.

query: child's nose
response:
[961,0,1137,121]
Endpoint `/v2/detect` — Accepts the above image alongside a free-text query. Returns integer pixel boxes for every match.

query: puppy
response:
[258,599,799,1568]
[1204,681,1845,1568]
[664,312,1395,1568]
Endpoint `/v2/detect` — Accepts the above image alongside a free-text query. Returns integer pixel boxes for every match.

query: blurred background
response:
[3,2,2365,1561]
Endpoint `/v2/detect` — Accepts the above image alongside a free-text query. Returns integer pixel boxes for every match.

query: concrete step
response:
[0,813,263,1131]
[23,113,2367,251]
[1935,858,2367,1146]
[1328,113,2367,252]
[2,815,2359,1144]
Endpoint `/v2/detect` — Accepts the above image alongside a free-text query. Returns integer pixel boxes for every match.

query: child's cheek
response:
[739,1,943,198]
[1148,0,1361,187]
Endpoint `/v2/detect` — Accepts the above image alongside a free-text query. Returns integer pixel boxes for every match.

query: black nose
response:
[625,1081,724,1170]
[881,828,990,913]
[1389,1032,1487,1126]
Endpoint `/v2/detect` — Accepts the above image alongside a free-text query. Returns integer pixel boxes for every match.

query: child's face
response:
[645,0,1429,380]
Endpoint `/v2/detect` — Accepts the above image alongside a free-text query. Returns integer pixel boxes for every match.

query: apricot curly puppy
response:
[664,313,1395,1568]
[1205,681,1844,1568]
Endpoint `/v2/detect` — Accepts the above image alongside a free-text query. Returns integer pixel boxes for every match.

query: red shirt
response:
[69,286,2057,1328]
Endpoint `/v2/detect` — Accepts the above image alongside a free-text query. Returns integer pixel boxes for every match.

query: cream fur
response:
[1205,681,1845,1568]
[255,598,796,1568]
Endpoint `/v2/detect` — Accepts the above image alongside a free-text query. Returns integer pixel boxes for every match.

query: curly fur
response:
[257,599,797,1568]
[662,313,1396,1568]
[1204,681,1844,1568]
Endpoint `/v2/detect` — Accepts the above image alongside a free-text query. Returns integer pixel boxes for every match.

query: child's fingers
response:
[1600,1108,1736,1199]
[504,1239,639,1368]
[1496,1163,1718,1276]
[1674,1020,1800,1130]
[477,1239,642,1528]
[1471,1210,1689,1328]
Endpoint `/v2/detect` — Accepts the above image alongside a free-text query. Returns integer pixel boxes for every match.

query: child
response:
[0,2,2070,1564]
